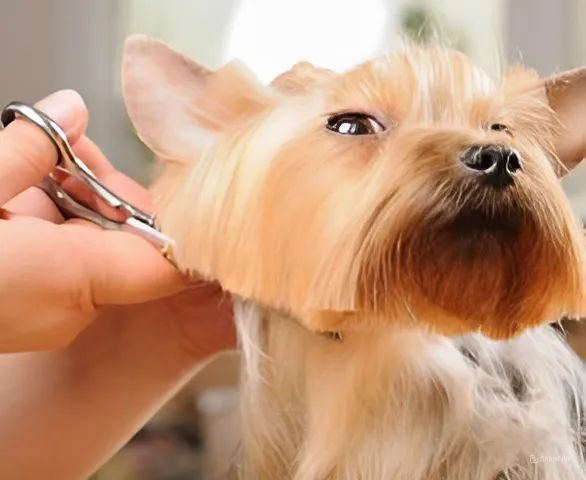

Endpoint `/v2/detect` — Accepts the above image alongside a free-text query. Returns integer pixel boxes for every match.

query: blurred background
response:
[1,1,585,478]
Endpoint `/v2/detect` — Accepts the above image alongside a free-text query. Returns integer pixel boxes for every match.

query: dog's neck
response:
[234,298,447,479]
[232,298,585,480]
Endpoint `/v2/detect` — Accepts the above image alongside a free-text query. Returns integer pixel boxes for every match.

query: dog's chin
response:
[408,205,534,333]
[357,200,582,339]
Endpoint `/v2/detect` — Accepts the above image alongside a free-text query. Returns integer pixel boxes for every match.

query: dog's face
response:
[123,36,586,338]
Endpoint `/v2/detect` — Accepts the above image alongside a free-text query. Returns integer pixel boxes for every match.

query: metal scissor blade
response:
[39,176,177,262]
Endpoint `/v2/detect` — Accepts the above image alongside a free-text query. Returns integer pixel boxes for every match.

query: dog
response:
[122,34,586,479]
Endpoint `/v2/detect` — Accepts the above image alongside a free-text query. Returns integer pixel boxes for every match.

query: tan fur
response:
[122,35,586,479]
[124,37,584,339]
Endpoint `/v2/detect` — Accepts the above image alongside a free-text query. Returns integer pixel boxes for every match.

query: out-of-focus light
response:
[225,0,389,82]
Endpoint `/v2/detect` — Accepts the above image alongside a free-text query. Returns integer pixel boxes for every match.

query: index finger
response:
[0,90,88,205]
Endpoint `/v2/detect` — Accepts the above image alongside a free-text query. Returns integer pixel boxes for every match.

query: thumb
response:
[0,90,88,205]
[66,222,187,307]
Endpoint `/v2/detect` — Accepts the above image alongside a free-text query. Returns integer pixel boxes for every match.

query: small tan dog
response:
[123,35,586,479]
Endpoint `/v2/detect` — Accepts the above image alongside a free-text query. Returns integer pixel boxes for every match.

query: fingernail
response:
[35,90,86,131]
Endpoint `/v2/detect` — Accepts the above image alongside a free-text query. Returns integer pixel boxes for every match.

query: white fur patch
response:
[233,298,585,480]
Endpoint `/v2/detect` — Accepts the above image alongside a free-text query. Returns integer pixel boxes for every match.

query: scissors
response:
[0,101,177,264]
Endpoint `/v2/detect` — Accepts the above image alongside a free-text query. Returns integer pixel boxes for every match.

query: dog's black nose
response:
[461,145,521,188]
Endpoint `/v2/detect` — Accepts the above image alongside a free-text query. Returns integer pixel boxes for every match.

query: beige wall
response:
[0,1,150,179]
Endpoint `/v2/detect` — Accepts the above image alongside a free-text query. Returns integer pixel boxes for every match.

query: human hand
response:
[0,90,234,354]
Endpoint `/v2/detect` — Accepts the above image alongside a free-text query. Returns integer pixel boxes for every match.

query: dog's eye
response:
[490,123,512,135]
[326,113,385,135]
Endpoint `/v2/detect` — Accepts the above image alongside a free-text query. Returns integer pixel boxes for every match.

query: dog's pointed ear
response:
[545,67,586,172]
[270,61,335,93]
[122,34,274,161]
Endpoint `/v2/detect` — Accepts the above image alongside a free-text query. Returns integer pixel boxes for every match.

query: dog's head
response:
[123,35,586,338]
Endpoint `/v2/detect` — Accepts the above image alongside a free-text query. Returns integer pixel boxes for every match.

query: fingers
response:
[3,187,64,223]
[0,90,88,205]
[0,94,184,307]
[64,222,186,306]
[61,136,180,306]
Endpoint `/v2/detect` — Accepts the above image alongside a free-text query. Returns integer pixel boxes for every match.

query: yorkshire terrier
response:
[123,35,586,479]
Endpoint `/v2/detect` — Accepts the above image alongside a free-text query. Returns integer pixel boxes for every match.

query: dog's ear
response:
[122,34,274,162]
[270,61,335,94]
[545,67,586,172]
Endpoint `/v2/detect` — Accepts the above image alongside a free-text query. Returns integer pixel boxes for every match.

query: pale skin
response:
[0,90,235,479]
